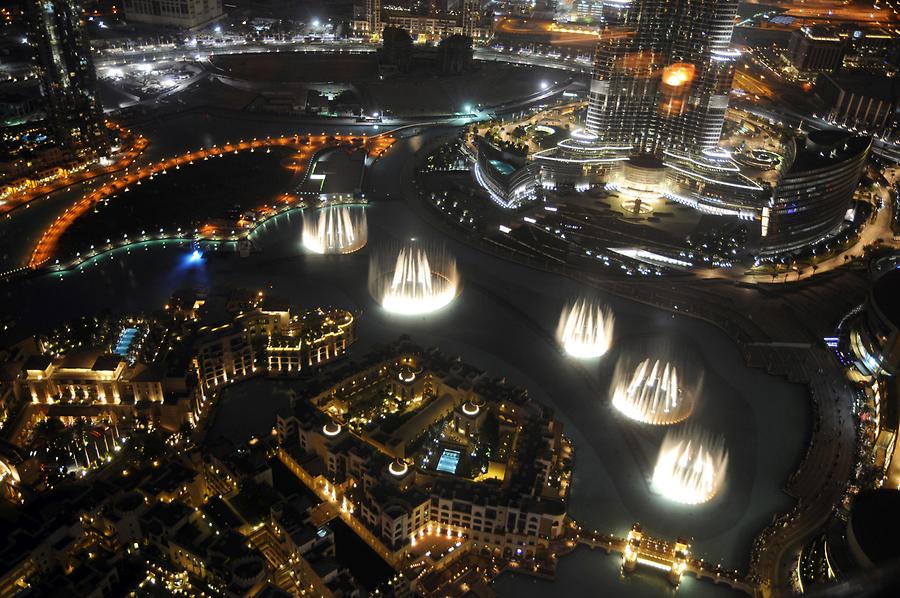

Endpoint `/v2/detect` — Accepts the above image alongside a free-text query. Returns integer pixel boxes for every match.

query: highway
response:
[85,38,594,75]
[733,67,775,100]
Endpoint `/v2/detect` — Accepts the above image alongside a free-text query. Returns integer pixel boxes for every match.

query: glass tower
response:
[585,0,739,157]
[26,0,109,156]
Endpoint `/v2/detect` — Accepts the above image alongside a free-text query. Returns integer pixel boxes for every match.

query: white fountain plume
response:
[370,242,459,315]
[556,298,614,358]
[652,426,727,505]
[612,358,694,425]
[303,206,368,254]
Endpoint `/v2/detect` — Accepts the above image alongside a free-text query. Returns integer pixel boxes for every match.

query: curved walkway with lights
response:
[28,133,396,269]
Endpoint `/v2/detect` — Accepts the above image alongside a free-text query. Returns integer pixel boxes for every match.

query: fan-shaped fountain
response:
[556,298,614,358]
[302,205,367,254]
[652,426,727,505]
[612,358,695,425]
[369,243,459,315]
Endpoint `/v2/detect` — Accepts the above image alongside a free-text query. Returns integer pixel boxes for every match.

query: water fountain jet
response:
[652,426,727,505]
[556,298,614,358]
[369,243,459,315]
[612,358,695,425]
[302,206,367,254]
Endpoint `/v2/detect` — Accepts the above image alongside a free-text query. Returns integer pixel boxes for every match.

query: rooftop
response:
[872,268,900,329]
[786,130,870,174]
[850,489,900,565]
[818,71,900,103]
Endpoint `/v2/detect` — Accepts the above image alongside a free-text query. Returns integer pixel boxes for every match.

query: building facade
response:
[266,309,356,374]
[842,28,899,73]
[787,27,846,75]
[585,0,740,157]
[122,0,224,30]
[461,0,479,38]
[194,324,256,389]
[847,268,900,378]
[760,130,870,254]
[354,2,489,40]
[365,0,381,36]
[816,73,898,139]
[275,347,572,568]
[195,305,356,386]
[21,351,165,405]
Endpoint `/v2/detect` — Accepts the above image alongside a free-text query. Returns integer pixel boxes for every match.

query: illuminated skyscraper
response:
[462,0,479,37]
[366,0,382,36]
[585,0,739,157]
[26,0,109,156]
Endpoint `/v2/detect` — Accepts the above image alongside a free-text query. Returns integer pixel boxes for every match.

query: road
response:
[733,67,774,100]
[87,40,594,75]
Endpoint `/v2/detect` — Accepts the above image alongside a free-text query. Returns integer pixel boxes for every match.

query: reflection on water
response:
[493,545,743,598]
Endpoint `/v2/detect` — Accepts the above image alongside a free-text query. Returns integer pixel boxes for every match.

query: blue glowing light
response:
[188,249,203,262]
[114,328,138,356]
[436,449,460,474]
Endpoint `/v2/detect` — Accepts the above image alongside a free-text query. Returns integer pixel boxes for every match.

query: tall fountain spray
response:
[652,426,727,505]
[370,243,459,315]
[556,298,614,358]
[612,358,695,425]
[302,206,368,254]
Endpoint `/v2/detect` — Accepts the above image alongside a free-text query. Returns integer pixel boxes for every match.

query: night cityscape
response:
[1,0,899,596]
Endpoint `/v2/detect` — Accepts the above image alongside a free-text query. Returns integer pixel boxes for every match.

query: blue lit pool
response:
[489,159,516,176]
[436,449,461,474]
[114,327,138,356]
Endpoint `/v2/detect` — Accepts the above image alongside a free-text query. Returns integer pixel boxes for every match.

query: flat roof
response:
[872,268,900,329]
[91,354,123,372]
[850,489,900,565]
[788,131,870,173]
[820,72,899,103]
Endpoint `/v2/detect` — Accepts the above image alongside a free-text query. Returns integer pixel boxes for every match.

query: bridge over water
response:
[575,524,758,596]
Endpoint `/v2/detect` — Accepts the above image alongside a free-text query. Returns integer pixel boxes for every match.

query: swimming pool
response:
[114,327,138,357]
[436,449,461,474]
[489,159,516,176]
